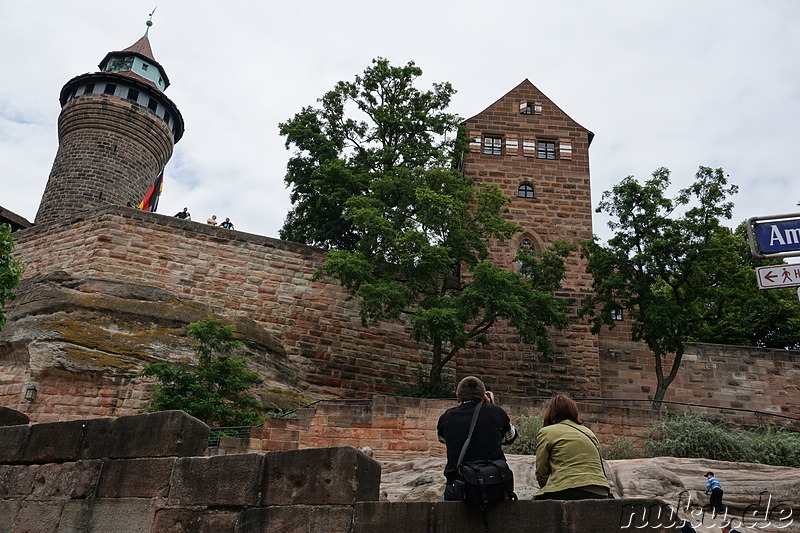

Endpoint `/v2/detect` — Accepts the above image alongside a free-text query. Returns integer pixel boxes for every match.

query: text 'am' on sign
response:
[748,213,800,259]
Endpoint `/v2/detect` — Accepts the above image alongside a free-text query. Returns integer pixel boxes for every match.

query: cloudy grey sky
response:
[2,1,798,242]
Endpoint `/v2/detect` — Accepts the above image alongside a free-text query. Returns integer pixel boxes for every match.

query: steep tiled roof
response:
[122,35,155,62]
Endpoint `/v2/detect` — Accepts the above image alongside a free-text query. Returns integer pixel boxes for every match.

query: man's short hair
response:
[456,376,486,402]
[705,471,714,477]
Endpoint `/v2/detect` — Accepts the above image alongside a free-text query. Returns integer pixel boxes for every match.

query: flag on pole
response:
[138,170,164,212]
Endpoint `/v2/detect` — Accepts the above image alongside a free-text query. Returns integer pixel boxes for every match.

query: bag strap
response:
[456,401,482,468]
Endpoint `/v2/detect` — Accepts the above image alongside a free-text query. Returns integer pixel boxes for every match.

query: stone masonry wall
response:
[8,207,605,405]
[248,396,662,460]
[599,326,800,419]
[0,409,678,533]
[36,93,174,225]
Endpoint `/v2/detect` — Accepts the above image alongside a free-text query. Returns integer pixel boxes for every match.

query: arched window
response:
[518,183,534,198]
[518,238,534,277]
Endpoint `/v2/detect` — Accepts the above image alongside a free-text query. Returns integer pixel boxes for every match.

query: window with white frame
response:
[483,136,503,155]
[537,140,556,160]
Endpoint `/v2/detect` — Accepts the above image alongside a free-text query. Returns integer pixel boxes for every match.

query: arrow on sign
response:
[756,264,800,290]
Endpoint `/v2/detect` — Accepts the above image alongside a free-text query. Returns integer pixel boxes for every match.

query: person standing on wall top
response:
[174,207,191,220]
[220,217,234,229]
[704,471,724,516]
[207,215,217,226]
[534,394,611,500]
[436,376,517,501]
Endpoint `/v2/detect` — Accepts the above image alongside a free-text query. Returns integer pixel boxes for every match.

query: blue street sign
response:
[747,213,800,259]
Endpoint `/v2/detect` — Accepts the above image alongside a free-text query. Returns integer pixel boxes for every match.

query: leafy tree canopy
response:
[279,57,463,250]
[0,223,23,332]
[141,316,263,426]
[279,58,574,386]
[581,166,740,407]
[687,222,800,349]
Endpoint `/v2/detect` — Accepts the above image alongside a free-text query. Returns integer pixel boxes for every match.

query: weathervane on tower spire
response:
[145,6,157,36]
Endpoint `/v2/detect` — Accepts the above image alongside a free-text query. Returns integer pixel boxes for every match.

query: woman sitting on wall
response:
[534,394,611,500]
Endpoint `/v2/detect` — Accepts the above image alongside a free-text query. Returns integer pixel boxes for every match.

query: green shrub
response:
[645,413,755,462]
[643,412,800,467]
[602,436,641,460]
[747,426,800,468]
[506,411,543,455]
[141,316,263,426]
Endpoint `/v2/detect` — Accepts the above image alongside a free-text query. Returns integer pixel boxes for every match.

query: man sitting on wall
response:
[437,376,517,500]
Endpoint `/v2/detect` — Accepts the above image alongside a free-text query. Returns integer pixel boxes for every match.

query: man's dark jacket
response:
[437,400,517,484]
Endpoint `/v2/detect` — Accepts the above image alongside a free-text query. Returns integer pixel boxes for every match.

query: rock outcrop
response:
[0,272,313,412]
[379,455,800,532]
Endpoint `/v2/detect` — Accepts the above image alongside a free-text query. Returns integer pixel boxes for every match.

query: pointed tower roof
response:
[122,35,156,62]
[97,18,171,91]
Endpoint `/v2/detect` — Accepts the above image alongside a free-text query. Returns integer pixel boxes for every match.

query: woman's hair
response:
[542,394,582,426]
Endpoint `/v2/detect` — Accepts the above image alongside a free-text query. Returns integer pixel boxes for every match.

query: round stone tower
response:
[35,20,184,225]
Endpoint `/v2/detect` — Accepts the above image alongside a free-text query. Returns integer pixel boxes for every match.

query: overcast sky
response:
[2,1,799,243]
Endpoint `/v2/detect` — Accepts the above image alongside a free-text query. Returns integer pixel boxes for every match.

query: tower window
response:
[520,100,543,115]
[537,140,556,160]
[611,309,623,321]
[483,136,503,155]
[162,111,171,125]
[83,83,95,95]
[518,238,534,277]
[126,88,140,102]
[148,98,158,112]
[103,84,117,95]
[142,63,149,71]
[518,183,534,198]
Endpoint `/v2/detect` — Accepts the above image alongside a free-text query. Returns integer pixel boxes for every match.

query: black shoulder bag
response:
[453,402,517,532]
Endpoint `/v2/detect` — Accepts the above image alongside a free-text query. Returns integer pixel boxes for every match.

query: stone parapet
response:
[0,410,675,532]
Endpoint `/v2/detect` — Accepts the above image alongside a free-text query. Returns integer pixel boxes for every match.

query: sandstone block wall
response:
[36,93,175,225]
[243,396,662,460]
[600,331,800,419]
[0,410,676,533]
[8,207,604,405]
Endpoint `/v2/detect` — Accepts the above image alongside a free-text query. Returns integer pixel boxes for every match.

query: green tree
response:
[581,166,739,408]
[0,223,23,332]
[687,223,800,349]
[141,316,263,426]
[280,58,573,386]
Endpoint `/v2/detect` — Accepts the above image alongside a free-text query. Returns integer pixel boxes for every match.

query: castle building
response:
[1,26,798,425]
[456,80,602,397]
[35,20,183,226]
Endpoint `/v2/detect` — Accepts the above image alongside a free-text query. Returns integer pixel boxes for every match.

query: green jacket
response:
[535,420,609,496]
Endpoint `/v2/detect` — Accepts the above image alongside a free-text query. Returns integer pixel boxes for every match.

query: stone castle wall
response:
[0,410,679,533]
[249,396,660,460]
[5,207,800,424]
[599,328,800,419]
[5,207,609,415]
